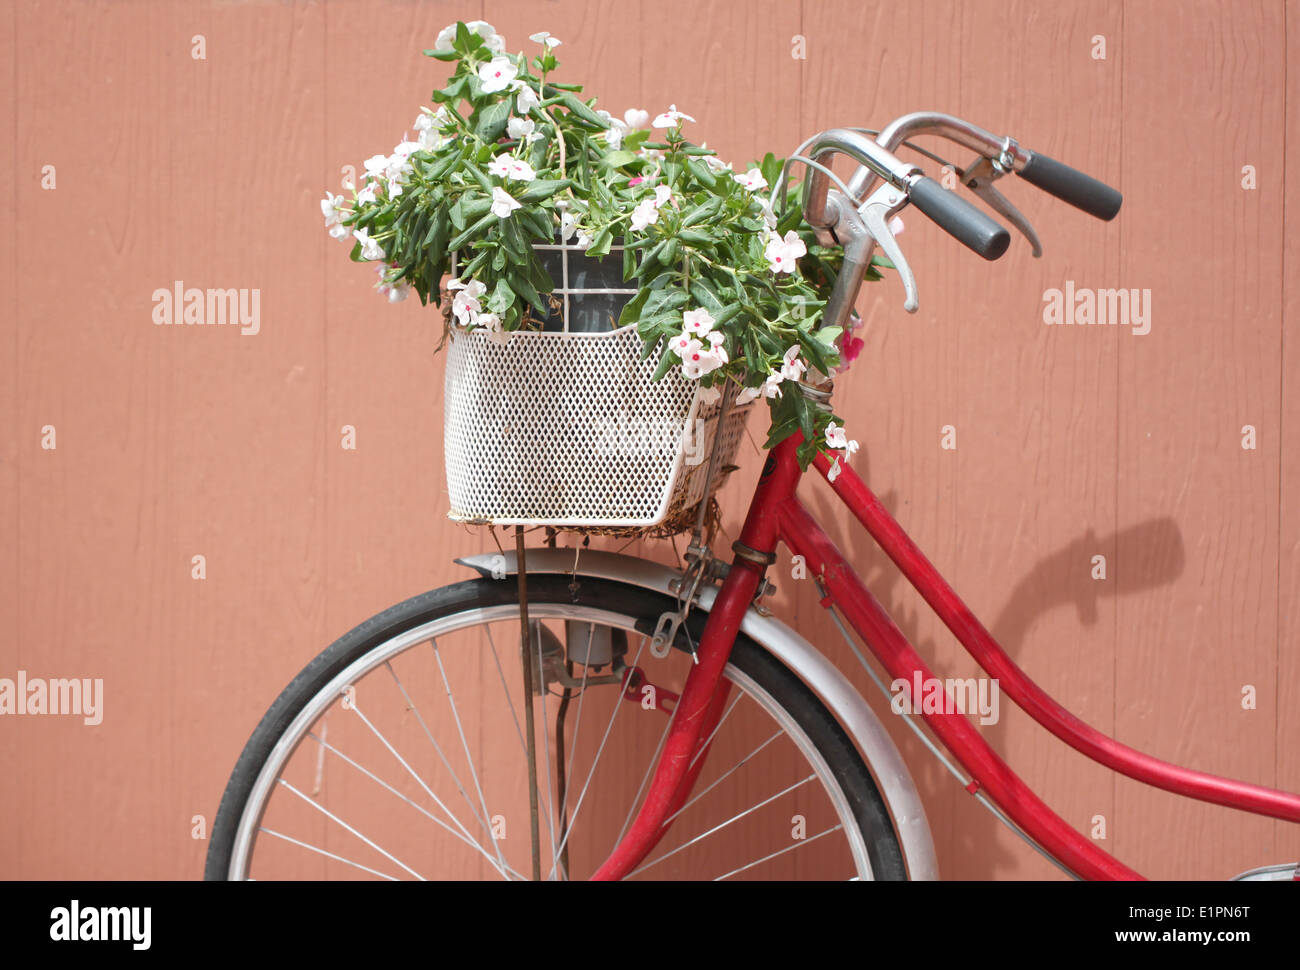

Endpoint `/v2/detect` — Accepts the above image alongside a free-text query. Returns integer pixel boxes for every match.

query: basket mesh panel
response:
[444,324,753,527]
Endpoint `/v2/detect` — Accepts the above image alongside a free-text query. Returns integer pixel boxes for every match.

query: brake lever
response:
[961,154,1042,258]
[855,182,918,313]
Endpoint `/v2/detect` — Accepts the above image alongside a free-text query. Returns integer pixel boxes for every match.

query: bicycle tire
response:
[205,574,906,880]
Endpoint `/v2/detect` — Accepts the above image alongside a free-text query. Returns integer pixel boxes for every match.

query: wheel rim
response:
[227,602,874,880]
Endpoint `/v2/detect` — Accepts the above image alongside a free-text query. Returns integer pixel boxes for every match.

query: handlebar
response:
[786,110,1122,339]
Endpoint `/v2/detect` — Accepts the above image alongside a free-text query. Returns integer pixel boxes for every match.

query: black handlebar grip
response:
[1018,151,1122,221]
[907,176,1011,260]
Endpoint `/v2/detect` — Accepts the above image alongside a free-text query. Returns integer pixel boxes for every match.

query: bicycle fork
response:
[591,440,801,881]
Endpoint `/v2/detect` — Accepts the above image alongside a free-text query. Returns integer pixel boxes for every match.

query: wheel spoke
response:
[627,774,817,878]
[277,778,426,880]
[305,731,518,879]
[258,826,400,881]
[347,696,502,876]
[665,729,785,826]
[712,824,844,881]
[429,641,510,874]
[546,632,651,879]
[383,660,491,837]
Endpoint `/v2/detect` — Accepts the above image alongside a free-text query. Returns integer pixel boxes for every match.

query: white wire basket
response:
[443,323,754,529]
[442,237,755,530]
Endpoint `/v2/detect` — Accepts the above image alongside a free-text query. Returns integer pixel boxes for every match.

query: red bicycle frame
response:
[593,432,1300,880]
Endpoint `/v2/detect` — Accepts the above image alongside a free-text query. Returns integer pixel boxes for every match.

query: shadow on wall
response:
[804,454,1185,879]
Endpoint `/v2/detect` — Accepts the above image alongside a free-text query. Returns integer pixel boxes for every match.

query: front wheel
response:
[205,574,906,880]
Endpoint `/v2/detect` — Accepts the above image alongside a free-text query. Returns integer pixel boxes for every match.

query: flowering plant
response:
[321,20,889,470]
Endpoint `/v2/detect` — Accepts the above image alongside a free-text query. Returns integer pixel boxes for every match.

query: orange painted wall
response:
[1,0,1297,879]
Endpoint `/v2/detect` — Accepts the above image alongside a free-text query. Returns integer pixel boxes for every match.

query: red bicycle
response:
[206,112,1300,881]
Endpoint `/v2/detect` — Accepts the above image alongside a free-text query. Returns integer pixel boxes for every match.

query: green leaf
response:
[448,211,497,251]
[423,49,460,61]
[599,150,638,169]
[512,271,549,315]
[474,100,512,143]
[488,278,514,314]
[618,287,651,329]
[516,179,572,203]
[677,229,716,248]
[759,151,782,189]
[650,343,676,381]
[689,278,724,312]
[680,196,723,228]
[558,92,610,129]
[587,226,613,258]
[463,159,494,193]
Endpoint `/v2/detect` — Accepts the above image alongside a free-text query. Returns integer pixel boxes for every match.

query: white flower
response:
[513,81,541,114]
[560,211,578,241]
[824,428,859,483]
[448,278,487,325]
[706,331,727,353]
[352,228,384,261]
[575,230,592,248]
[488,155,536,182]
[385,144,419,195]
[435,20,505,53]
[478,56,518,94]
[653,184,673,209]
[475,311,509,344]
[356,183,377,205]
[669,334,700,358]
[321,192,345,226]
[764,230,807,274]
[419,127,447,152]
[529,31,562,48]
[597,111,628,150]
[682,308,714,337]
[825,422,848,450]
[507,116,540,142]
[652,104,695,128]
[733,168,768,191]
[491,186,522,218]
[468,20,507,52]
[624,108,651,129]
[680,346,726,380]
[741,365,788,404]
[376,265,409,303]
[415,107,451,150]
[779,345,806,381]
[757,198,778,230]
[363,153,389,181]
[630,198,659,231]
[703,154,731,174]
